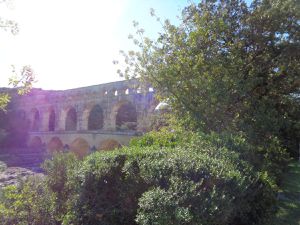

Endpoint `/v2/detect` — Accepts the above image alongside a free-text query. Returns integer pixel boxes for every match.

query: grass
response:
[270,160,300,225]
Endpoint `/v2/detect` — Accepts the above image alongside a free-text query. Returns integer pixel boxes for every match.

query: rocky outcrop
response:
[0,167,43,188]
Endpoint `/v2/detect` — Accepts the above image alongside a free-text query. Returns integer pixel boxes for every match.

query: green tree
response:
[119,0,300,155]
[0,66,35,111]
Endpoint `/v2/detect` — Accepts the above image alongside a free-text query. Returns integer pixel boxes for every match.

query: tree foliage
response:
[118,0,300,155]
[0,0,19,35]
[0,1,35,111]
[0,66,35,111]
[0,176,54,225]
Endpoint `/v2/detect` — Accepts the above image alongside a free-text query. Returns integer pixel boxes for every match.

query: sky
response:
[0,0,191,90]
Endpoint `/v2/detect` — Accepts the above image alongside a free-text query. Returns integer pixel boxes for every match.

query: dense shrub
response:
[0,176,54,225]
[137,149,275,225]
[0,133,278,225]
[131,129,290,183]
[192,132,290,182]
[66,140,275,225]
[69,152,145,225]
[129,127,186,148]
[0,153,80,225]
[42,152,80,224]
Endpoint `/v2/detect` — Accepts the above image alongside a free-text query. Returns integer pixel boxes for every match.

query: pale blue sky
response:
[0,0,251,90]
[0,0,193,90]
[117,0,188,39]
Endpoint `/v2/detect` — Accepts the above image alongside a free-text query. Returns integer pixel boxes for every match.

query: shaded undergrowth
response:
[270,161,300,225]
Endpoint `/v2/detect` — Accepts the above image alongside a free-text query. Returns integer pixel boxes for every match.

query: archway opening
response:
[18,110,26,120]
[32,109,40,131]
[49,109,55,131]
[65,108,77,131]
[47,137,63,153]
[88,105,104,130]
[28,136,42,150]
[2,110,29,147]
[116,102,137,131]
[98,139,121,151]
[70,138,89,159]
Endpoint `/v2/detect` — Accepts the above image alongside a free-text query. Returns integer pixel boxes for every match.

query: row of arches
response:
[98,86,154,97]
[24,101,138,132]
[65,107,77,131]
[30,108,56,132]
[29,136,122,158]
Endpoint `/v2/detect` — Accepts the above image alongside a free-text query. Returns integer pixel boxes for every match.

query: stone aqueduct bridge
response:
[12,79,157,156]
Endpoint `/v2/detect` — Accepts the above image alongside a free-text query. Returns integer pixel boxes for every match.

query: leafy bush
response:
[42,152,80,224]
[137,149,275,225]
[131,128,290,184]
[66,140,276,225]
[0,152,80,225]
[129,127,186,148]
[192,131,290,182]
[69,151,143,224]
[0,133,278,225]
[0,176,54,225]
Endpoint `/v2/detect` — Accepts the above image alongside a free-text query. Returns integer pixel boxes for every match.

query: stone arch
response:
[100,88,108,96]
[114,89,118,96]
[18,109,26,120]
[28,136,42,149]
[113,101,137,131]
[98,139,121,151]
[48,108,56,131]
[88,104,104,130]
[65,107,77,131]
[136,86,142,94]
[4,109,30,147]
[117,86,127,95]
[70,137,89,159]
[47,137,63,153]
[0,110,8,128]
[31,108,40,131]
[109,88,117,97]
[16,109,29,129]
